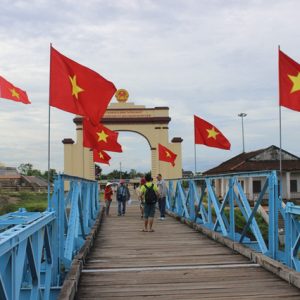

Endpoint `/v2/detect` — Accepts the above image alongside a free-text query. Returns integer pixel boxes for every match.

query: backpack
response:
[144,184,157,204]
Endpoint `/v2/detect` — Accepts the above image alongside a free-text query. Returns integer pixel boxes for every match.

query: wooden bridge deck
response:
[76,200,300,299]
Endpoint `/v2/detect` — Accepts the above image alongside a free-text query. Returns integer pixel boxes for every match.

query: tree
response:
[18,163,42,176]
[43,168,57,183]
[129,169,137,179]
[18,163,57,182]
[95,165,102,180]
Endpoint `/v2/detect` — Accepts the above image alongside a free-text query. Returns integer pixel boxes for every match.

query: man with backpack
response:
[140,174,159,232]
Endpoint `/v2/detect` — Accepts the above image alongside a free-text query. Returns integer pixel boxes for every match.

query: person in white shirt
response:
[156,174,167,220]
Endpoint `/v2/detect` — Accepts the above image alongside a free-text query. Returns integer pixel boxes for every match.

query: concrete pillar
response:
[221,178,226,197]
[248,177,253,201]
[286,171,291,200]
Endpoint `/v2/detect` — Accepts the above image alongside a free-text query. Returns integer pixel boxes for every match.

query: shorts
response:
[144,203,156,219]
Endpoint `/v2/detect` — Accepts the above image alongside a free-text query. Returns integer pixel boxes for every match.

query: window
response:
[290,180,298,193]
[253,180,261,193]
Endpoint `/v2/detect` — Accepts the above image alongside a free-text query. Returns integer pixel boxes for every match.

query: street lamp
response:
[238,113,247,153]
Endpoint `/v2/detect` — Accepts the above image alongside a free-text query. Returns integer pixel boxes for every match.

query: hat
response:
[120,179,125,184]
[106,182,112,186]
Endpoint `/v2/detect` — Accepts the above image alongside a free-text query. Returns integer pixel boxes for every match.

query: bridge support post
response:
[268,171,279,260]
[229,178,235,240]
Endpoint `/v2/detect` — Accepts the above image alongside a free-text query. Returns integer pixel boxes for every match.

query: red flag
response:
[279,50,300,111]
[194,115,231,150]
[83,118,122,152]
[93,149,111,165]
[0,75,30,104]
[49,46,117,125]
[158,144,177,167]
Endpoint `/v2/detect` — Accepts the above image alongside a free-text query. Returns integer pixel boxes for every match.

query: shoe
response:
[160,217,165,220]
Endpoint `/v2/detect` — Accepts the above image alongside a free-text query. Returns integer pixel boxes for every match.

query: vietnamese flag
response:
[158,144,177,167]
[0,75,30,104]
[83,118,122,152]
[279,50,300,111]
[93,149,111,165]
[49,46,117,125]
[194,115,231,150]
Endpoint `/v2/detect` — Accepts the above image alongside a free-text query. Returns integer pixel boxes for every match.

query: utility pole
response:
[238,113,247,153]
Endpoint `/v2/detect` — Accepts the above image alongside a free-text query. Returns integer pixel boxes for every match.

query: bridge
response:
[1,171,300,299]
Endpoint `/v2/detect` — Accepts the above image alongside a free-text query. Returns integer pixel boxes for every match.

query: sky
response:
[0,0,300,175]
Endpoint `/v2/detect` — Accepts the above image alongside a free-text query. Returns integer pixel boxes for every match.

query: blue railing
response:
[166,170,300,271]
[0,174,100,300]
[285,203,300,271]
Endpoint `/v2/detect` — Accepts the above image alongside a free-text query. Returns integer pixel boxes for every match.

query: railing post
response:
[268,171,278,259]
[189,180,196,221]
[229,177,235,240]
[206,179,212,228]
[285,202,292,268]
[57,174,65,281]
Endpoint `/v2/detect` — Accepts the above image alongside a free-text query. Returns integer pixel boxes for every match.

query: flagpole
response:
[82,145,85,178]
[47,43,52,209]
[194,143,197,176]
[278,45,283,199]
[279,105,282,194]
[194,116,197,176]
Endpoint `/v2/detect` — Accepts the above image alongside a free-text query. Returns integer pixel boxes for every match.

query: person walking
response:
[140,174,158,232]
[104,182,113,216]
[116,179,130,216]
[156,174,168,220]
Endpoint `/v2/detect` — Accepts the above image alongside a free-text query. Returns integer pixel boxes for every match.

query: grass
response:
[0,191,48,215]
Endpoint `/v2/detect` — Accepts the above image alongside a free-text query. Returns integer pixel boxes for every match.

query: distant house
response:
[203,145,300,201]
[182,170,194,178]
[0,167,22,188]
[0,166,48,191]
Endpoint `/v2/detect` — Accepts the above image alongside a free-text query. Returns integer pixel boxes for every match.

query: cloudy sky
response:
[0,0,300,174]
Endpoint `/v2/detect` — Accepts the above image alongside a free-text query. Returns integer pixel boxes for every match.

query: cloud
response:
[1,0,300,174]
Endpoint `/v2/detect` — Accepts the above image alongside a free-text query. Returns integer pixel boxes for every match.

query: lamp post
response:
[119,162,122,179]
[238,113,247,153]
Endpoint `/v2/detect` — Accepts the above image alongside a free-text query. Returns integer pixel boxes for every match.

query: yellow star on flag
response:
[206,127,219,140]
[10,88,20,99]
[288,72,300,93]
[98,152,104,159]
[97,130,109,142]
[69,75,84,99]
[165,151,171,157]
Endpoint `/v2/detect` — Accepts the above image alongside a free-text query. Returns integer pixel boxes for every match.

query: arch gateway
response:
[62,91,183,180]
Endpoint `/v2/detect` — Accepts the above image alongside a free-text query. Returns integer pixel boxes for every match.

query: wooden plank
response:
[75,199,300,299]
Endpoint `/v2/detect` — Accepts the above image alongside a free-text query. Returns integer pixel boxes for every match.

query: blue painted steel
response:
[0,174,100,299]
[285,202,300,271]
[166,170,300,270]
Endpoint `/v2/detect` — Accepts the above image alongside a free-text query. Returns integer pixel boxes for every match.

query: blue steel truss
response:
[166,170,300,271]
[285,203,300,271]
[0,174,99,300]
